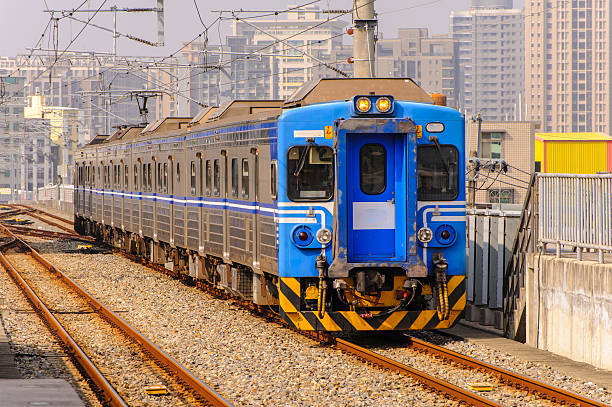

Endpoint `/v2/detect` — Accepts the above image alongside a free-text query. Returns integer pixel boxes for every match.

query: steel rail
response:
[10,205,75,225]
[119,251,500,407]
[405,335,608,407]
[0,225,232,407]
[327,336,503,407]
[13,205,75,226]
[0,248,128,407]
[4,225,95,242]
[19,211,76,234]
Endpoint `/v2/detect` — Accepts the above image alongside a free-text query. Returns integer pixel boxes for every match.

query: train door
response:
[347,133,407,262]
[197,154,204,252]
[251,150,259,270]
[169,157,174,245]
[223,151,229,260]
[137,159,143,235]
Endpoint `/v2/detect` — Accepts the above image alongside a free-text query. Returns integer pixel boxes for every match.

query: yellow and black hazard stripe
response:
[279,276,466,332]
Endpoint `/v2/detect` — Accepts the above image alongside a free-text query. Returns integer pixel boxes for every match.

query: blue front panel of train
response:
[276,99,466,278]
[276,103,345,278]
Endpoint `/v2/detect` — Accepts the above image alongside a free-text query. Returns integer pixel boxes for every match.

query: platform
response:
[0,310,84,406]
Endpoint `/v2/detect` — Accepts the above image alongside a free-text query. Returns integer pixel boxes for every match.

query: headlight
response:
[355,97,371,113]
[375,97,392,113]
[417,227,433,243]
[435,224,456,244]
[316,228,332,244]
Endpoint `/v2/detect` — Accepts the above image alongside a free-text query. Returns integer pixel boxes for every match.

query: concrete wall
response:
[526,254,612,370]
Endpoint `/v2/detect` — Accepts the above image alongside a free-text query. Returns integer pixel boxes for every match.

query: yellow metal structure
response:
[535,132,612,173]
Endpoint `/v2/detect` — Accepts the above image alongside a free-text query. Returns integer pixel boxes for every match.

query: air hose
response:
[433,255,450,321]
[316,253,328,319]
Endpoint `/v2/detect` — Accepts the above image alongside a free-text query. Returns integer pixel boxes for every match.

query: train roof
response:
[81,78,436,149]
[284,78,433,107]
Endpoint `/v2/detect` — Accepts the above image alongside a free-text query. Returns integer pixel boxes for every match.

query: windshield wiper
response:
[429,135,450,175]
[293,141,314,177]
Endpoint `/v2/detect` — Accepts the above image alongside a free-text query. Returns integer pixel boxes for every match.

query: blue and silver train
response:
[74,78,466,332]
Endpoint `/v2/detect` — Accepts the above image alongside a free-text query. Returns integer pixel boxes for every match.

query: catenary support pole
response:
[352,0,377,78]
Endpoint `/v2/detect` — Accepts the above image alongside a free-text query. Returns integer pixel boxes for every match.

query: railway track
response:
[401,333,609,407]
[17,206,611,407]
[0,224,232,407]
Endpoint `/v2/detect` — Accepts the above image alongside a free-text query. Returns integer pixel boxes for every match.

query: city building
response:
[376,28,460,108]
[24,94,79,183]
[525,0,611,133]
[467,120,539,205]
[231,5,348,100]
[450,0,524,120]
[0,76,55,200]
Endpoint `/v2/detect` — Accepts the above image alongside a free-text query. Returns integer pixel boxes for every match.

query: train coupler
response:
[433,253,450,321]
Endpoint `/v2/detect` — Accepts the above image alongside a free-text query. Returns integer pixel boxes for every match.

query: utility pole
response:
[352,0,377,78]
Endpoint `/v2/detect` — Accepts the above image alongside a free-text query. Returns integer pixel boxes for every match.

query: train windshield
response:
[287,145,334,201]
[417,145,459,200]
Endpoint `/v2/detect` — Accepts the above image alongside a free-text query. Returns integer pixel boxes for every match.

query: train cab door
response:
[347,133,407,262]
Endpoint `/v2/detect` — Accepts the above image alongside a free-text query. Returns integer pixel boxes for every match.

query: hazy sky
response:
[0,0,524,58]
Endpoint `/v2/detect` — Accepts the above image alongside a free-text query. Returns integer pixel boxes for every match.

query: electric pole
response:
[352,0,377,78]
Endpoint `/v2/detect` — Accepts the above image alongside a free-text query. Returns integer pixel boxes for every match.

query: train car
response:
[74,78,466,332]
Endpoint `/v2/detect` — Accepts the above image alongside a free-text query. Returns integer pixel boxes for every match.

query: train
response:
[73,78,466,332]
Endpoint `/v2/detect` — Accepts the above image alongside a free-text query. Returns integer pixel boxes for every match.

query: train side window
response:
[213,159,220,197]
[190,161,196,196]
[148,163,152,192]
[270,161,278,199]
[287,146,334,201]
[124,165,129,189]
[142,163,147,191]
[134,164,138,191]
[206,160,212,196]
[176,163,181,184]
[241,159,249,199]
[231,158,238,198]
[163,163,168,193]
[417,145,459,201]
[158,163,163,193]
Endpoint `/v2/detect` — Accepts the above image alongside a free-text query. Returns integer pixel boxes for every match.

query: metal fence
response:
[37,184,74,203]
[538,173,612,263]
[466,207,521,330]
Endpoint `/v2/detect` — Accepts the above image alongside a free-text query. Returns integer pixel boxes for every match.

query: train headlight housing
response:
[316,228,332,245]
[435,224,456,245]
[352,95,394,116]
[417,227,433,243]
[375,97,392,113]
[355,97,372,113]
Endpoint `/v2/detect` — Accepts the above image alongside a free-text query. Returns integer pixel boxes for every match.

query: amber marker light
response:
[375,97,392,113]
[355,97,371,113]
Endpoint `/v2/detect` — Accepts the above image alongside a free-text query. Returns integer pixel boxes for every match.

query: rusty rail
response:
[119,252,499,406]
[0,249,128,406]
[329,336,502,406]
[0,225,232,407]
[4,224,94,242]
[21,205,74,226]
[405,335,608,407]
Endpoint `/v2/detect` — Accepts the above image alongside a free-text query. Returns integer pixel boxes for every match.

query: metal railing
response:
[37,184,74,203]
[538,173,612,263]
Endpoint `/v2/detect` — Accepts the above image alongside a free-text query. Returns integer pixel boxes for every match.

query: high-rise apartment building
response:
[525,0,611,133]
[232,5,348,100]
[450,0,524,120]
[376,28,460,108]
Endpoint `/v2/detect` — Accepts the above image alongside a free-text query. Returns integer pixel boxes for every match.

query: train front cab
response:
[277,95,466,332]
